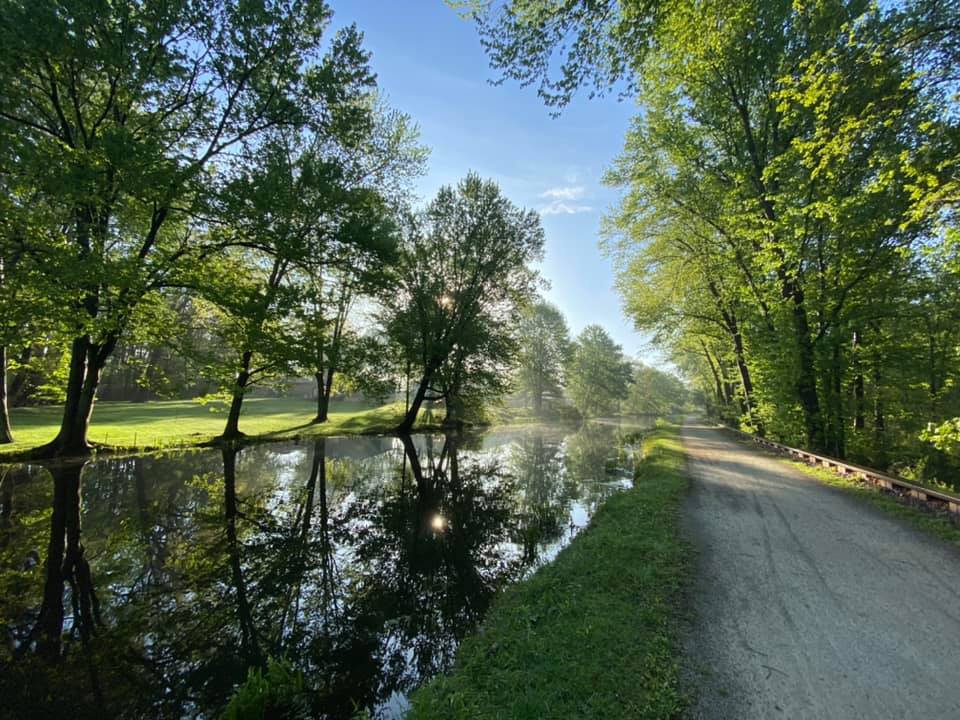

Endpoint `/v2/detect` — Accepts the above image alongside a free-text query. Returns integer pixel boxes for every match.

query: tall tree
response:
[388,174,544,432]
[516,300,570,412]
[468,0,960,459]
[565,325,632,417]
[199,124,396,441]
[291,102,426,423]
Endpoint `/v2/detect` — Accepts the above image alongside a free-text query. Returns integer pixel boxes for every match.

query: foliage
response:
[565,325,632,417]
[469,0,960,477]
[387,173,545,429]
[0,0,436,450]
[921,419,960,457]
[222,659,311,720]
[0,0,374,454]
[515,299,571,412]
[625,363,687,416]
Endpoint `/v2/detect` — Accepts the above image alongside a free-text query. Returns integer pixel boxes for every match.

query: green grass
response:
[0,397,433,457]
[408,426,691,720]
[784,458,960,547]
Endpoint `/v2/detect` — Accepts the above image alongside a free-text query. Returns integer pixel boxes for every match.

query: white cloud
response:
[537,185,593,215]
[539,185,585,201]
[539,202,594,216]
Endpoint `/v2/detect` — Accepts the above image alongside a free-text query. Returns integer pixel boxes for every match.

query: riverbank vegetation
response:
[466,0,960,483]
[408,425,690,720]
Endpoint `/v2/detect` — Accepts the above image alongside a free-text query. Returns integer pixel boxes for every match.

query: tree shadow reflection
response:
[0,424,628,719]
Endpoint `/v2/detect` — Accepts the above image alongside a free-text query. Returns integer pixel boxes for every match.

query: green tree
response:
[565,325,632,417]
[0,0,349,457]
[388,174,544,432]
[516,300,571,413]
[625,363,687,417]
[469,0,960,466]
[289,102,426,423]
[200,125,397,440]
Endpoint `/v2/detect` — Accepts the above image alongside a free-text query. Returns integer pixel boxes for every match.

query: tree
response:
[468,0,960,465]
[199,123,396,440]
[290,102,426,423]
[388,174,544,432]
[0,0,351,457]
[565,325,632,417]
[516,300,570,413]
[625,363,687,416]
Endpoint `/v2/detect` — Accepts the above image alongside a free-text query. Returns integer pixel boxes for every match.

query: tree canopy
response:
[468,0,960,479]
[516,299,571,412]
[388,173,545,431]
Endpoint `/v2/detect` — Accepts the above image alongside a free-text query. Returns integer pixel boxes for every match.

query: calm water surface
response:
[0,420,651,719]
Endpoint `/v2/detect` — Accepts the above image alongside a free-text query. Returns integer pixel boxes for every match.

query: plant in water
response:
[221,659,310,720]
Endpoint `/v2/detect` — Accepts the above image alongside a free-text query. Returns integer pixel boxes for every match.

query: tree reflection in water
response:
[0,421,643,719]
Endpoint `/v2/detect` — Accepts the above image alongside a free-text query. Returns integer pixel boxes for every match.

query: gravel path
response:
[680,421,960,719]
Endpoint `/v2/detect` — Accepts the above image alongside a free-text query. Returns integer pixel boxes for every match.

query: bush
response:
[222,659,311,720]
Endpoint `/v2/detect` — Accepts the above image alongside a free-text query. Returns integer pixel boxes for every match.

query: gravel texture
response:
[680,421,960,719]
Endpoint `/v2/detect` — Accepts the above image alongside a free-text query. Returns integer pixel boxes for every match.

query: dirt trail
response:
[680,421,960,719]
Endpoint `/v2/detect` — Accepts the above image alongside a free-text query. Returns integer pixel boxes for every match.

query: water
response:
[0,420,652,719]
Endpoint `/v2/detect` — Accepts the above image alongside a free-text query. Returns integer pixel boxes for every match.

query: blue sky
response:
[327,0,660,363]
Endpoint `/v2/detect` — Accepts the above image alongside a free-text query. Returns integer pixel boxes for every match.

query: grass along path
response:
[0,398,432,457]
[408,425,691,720]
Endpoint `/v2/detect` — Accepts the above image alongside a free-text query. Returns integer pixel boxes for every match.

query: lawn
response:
[0,397,429,457]
[407,425,692,720]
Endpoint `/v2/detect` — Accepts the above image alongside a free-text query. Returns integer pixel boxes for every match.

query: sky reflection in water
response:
[0,420,650,719]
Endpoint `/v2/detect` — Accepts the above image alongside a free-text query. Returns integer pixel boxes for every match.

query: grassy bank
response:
[0,398,431,458]
[408,426,691,720]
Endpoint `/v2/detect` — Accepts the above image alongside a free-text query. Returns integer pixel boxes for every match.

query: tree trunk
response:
[445,395,466,429]
[873,362,886,467]
[0,465,13,525]
[827,341,845,458]
[533,373,543,414]
[701,344,725,412]
[787,287,824,451]
[0,346,13,443]
[315,372,329,422]
[314,367,336,423]
[730,328,764,435]
[397,369,433,434]
[8,346,34,406]
[40,336,114,458]
[221,351,252,441]
[852,330,865,431]
[716,358,736,411]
